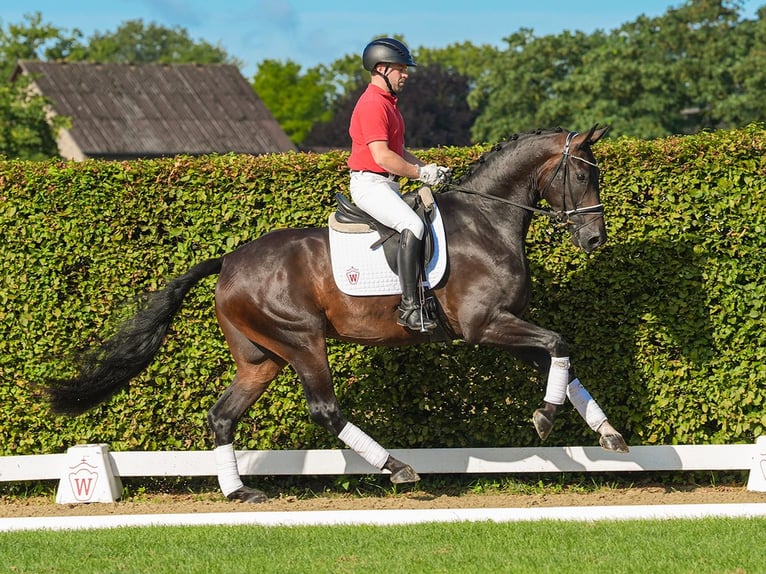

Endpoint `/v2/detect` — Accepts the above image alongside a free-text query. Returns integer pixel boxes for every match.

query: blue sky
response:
[3,1,763,78]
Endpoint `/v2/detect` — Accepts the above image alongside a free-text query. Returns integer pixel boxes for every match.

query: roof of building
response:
[13,61,296,159]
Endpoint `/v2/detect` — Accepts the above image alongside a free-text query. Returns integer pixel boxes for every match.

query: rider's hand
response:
[417,163,451,186]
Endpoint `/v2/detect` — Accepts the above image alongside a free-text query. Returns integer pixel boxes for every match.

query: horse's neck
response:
[453,147,543,243]
[446,181,534,248]
[476,143,541,201]
[466,155,541,214]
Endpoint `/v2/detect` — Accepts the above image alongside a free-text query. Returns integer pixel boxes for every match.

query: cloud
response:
[255,0,299,34]
[131,0,204,28]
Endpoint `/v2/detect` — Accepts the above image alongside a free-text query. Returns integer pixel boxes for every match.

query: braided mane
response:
[454,127,567,185]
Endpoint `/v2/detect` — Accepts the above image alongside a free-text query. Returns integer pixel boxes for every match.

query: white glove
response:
[417,163,451,186]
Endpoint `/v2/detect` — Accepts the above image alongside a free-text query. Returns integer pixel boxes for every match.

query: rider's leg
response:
[350,173,435,331]
[396,228,436,331]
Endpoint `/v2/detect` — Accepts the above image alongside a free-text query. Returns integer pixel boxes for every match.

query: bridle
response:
[445,131,604,227]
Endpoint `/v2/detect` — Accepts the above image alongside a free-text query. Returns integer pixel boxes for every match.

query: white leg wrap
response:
[567,378,607,431]
[338,422,390,470]
[544,357,570,405]
[214,444,244,496]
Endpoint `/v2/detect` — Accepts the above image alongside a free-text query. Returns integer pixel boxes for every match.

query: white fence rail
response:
[1,443,763,483]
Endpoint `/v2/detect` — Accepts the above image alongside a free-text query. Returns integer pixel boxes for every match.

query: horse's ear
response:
[574,124,610,149]
[587,124,610,145]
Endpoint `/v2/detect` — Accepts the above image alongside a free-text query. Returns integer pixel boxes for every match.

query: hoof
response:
[226,486,268,503]
[390,465,421,484]
[532,409,554,441]
[600,433,630,453]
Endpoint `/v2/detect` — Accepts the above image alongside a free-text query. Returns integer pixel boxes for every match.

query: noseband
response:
[447,131,603,227]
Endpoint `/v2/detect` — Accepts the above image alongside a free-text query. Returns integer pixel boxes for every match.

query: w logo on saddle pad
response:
[328,201,448,296]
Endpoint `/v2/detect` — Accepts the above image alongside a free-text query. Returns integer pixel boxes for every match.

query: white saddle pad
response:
[329,204,448,296]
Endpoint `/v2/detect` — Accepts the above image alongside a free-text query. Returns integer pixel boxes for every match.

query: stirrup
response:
[397,305,437,332]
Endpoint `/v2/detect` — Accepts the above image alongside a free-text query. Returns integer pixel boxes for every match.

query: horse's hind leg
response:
[207,334,285,503]
[292,344,420,485]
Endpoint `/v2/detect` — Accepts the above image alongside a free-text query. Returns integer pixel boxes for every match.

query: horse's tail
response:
[45,257,224,415]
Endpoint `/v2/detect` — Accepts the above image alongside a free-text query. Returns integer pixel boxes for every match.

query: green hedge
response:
[1,125,764,457]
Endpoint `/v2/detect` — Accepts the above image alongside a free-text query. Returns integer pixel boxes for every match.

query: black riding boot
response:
[397,229,437,332]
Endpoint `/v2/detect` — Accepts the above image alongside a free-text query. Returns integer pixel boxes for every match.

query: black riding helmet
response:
[362,38,416,71]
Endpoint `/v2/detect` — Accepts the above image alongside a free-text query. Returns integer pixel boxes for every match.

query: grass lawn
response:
[1,516,765,573]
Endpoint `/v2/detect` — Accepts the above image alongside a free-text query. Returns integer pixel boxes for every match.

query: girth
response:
[332,187,436,274]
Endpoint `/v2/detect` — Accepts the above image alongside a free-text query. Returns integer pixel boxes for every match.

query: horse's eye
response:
[577,172,587,183]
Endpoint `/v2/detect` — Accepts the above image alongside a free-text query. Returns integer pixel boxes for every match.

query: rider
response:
[348,37,450,332]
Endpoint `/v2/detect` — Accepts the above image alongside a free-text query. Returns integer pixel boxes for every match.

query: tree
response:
[251,47,380,148]
[0,12,81,80]
[300,40,491,151]
[252,59,332,146]
[66,19,239,66]
[255,39,494,148]
[313,52,367,104]
[668,0,747,132]
[301,83,362,150]
[470,0,753,141]
[399,63,477,148]
[416,41,498,86]
[0,80,67,159]
[469,29,606,143]
[0,12,79,159]
[302,63,477,150]
[716,5,766,127]
[565,0,746,137]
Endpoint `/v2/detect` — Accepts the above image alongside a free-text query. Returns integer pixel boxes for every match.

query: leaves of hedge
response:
[1,127,763,456]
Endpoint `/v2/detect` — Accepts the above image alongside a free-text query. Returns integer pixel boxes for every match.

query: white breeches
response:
[350,171,425,239]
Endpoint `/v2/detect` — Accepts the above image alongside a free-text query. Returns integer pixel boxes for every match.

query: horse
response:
[45,125,628,503]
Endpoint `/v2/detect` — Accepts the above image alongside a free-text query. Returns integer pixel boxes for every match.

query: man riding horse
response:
[347,37,450,332]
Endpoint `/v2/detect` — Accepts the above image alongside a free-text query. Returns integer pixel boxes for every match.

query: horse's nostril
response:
[581,233,606,254]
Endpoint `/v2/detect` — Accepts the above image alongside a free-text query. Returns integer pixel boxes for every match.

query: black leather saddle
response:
[332,188,437,274]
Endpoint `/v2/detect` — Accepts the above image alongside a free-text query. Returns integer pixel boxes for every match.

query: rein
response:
[444,184,563,220]
[445,132,603,226]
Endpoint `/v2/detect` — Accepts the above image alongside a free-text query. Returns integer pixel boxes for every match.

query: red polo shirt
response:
[347,84,405,172]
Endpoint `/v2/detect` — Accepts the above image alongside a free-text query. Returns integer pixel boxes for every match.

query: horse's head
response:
[538,125,610,254]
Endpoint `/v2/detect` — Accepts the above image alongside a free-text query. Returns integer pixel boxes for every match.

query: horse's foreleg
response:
[298,357,420,485]
[566,379,629,453]
[474,318,572,441]
[532,356,571,441]
[480,314,627,451]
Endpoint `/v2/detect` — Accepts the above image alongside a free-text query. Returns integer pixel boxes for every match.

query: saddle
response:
[329,187,437,274]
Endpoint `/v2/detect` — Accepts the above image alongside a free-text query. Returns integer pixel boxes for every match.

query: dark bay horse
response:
[46,125,628,502]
